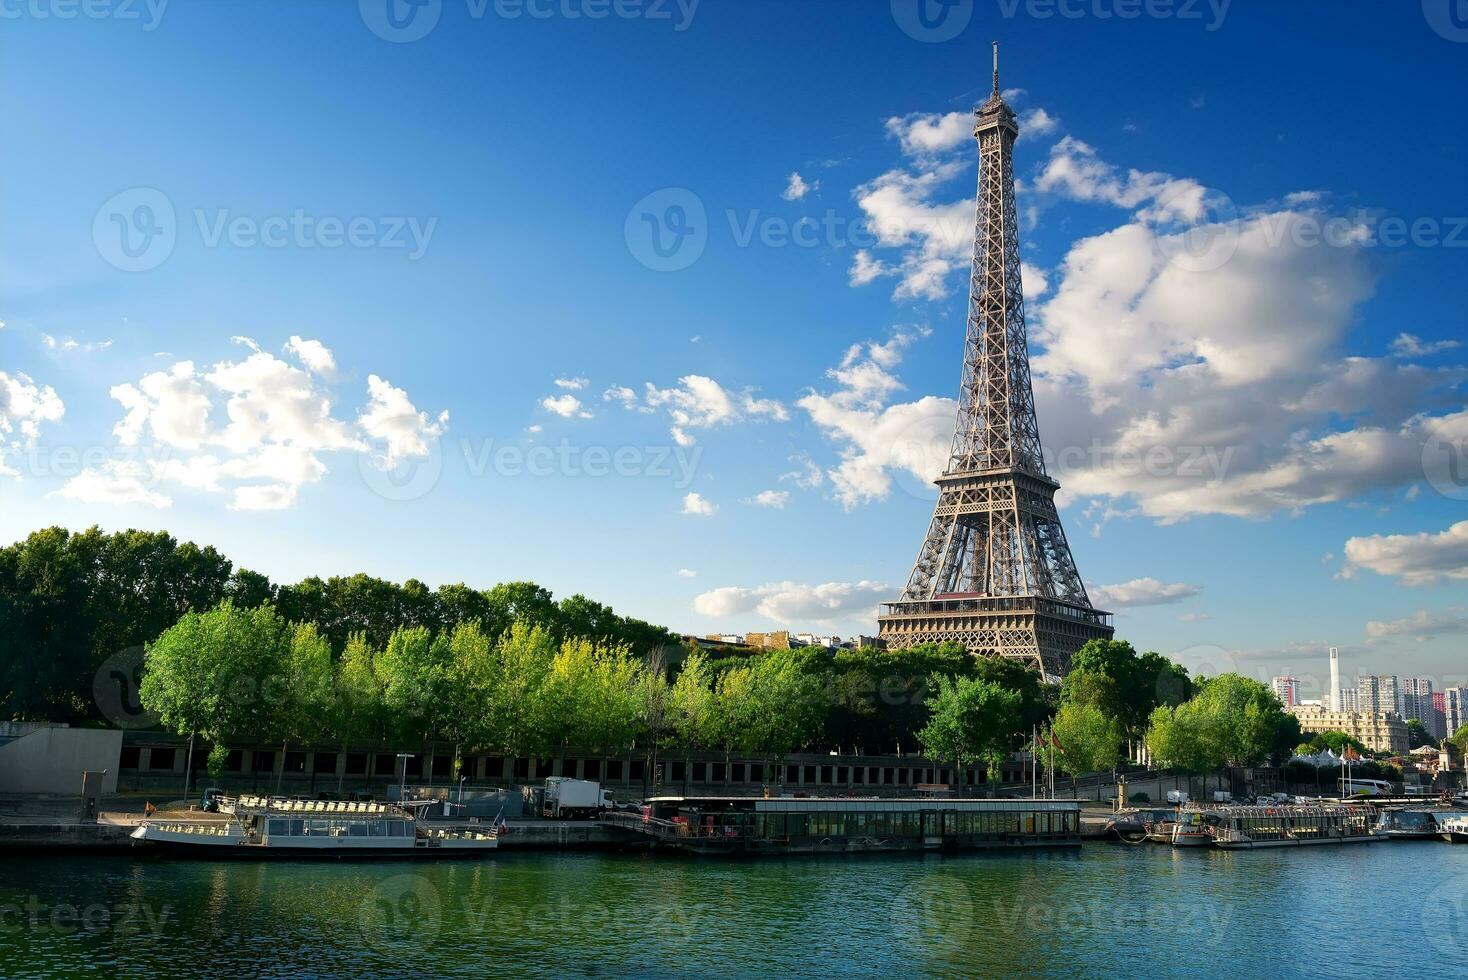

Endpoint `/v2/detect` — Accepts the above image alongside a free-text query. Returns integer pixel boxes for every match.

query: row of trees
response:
[137,605,1074,781]
[0,526,676,722]
[141,603,668,781]
[1034,641,1304,778]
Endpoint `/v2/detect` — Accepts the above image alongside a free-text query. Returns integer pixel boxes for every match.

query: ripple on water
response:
[0,844,1464,978]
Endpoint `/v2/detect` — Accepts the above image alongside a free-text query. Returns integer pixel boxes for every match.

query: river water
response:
[2,843,1465,978]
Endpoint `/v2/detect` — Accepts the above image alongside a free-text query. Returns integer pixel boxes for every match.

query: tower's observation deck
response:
[877,45,1113,677]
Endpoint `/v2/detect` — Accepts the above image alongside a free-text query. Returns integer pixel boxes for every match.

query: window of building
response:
[252,750,275,773]
[148,748,175,770]
[345,753,368,776]
[283,751,307,774]
[312,752,337,775]
[119,746,141,769]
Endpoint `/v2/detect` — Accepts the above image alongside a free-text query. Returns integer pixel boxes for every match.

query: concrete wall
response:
[0,727,122,794]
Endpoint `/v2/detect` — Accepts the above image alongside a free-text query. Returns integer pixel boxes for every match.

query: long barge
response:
[605,795,1082,856]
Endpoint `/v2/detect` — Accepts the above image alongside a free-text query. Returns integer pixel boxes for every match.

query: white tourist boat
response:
[1439,815,1468,844]
[1202,804,1378,849]
[1169,809,1212,848]
[131,795,500,857]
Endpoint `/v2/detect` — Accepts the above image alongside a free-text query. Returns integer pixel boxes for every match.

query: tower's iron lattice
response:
[877,47,1113,678]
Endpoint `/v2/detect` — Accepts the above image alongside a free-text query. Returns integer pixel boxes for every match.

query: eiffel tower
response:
[877,46,1113,678]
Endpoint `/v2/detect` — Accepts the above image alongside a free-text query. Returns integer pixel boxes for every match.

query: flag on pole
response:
[1049,730,1066,754]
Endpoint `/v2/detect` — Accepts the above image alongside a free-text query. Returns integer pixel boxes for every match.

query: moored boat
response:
[1203,804,1378,849]
[1440,815,1468,844]
[1169,809,1211,848]
[1374,808,1449,840]
[130,795,499,857]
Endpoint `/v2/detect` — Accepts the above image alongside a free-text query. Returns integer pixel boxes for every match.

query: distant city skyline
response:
[1,3,1464,682]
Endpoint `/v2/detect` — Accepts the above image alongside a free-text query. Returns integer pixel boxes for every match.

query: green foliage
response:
[1308,731,1369,756]
[1145,672,1296,772]
[138,602,293,755]
[1065,639,1194,739]
[0,525,677,722]
[666,650,827,761]
[1051,701,1124,774]
[917,676,1023,787]
[1405,719,1439,750]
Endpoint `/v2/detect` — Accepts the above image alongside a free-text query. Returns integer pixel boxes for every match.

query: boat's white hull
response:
[131,822,498,857]
[1214,834,1380,850]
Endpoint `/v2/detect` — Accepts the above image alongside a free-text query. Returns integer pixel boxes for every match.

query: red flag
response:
[1049,730,1066,753]
[1343,746,1361,762]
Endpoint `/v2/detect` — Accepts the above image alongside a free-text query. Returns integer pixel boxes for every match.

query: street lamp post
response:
[397,753,414,803]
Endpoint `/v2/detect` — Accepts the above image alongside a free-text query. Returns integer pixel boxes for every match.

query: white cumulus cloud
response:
[693,580,890,626]
[681,492,717,517]
[1342,521,1468,586]
[0,370,65,476]
[1090,578,1202,609]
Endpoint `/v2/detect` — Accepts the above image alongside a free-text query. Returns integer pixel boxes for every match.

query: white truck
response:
[542,777,612,820]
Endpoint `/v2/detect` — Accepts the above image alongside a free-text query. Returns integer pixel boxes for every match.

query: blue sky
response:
[2,0,1465,694]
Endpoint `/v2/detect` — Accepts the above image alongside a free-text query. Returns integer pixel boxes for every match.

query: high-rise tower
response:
[1329,647,1341,711]
[877,46,1112,678]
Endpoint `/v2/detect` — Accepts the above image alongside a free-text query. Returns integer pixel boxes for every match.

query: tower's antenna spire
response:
[992,40,1000,98]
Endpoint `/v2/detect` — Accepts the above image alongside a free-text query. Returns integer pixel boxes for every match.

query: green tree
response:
[1308,730,1369,756]
[434,620,498,779]
[488,621,557,758]
[139,602,290,797]
[1067,639,1192,740]
[1051,701,1124,775]
[917,676,1022,795]
[268,623,336,789]
[1405,719,1439,750]
[375,626,446,748]
[668,651,717,753]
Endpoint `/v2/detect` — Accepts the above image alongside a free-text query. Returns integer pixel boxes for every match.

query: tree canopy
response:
[1,526,677,723]
[1145,673,1296,772]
